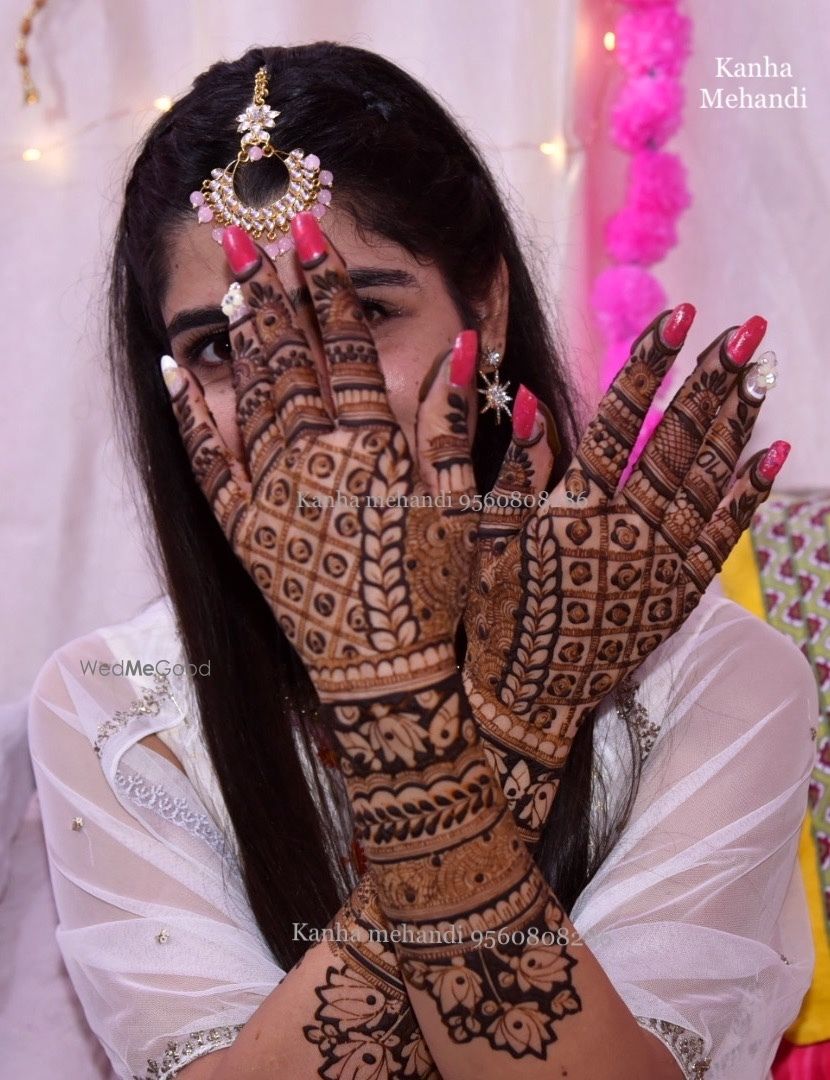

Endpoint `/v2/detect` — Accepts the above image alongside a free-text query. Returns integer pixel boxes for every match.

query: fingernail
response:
[291,211,326,265]
[512,385,538,440]
[222,225,260,276]
[660,302,696,349]
[449,330,478,387]
[160,354,185,394]
[758,440,790,483]
[726,314,767,366]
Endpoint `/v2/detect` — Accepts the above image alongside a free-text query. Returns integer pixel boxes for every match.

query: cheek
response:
[203,381,244,459]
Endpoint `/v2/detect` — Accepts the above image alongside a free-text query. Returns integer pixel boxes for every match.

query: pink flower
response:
[611,74,683,152]
[628,150,691,216]
[605,204,677,265]
[591,265,667,344]
[616,6,693,78]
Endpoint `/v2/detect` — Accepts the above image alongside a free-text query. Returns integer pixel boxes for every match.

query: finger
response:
[161,357,252,541]
[624,314,767,526]
[291,211,394,426]
[413,331,477,507]
[478,387,556,556]
[575,303,694,498]
[682,441,790,592]
[222,226,332,448]
[659,360,768,555]
[217,272,284,477]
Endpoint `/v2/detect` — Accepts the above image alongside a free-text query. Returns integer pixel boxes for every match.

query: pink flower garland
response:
[589,0,692,468]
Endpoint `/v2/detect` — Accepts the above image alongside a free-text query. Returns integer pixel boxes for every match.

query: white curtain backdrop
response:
[2,0,588,703]
[1,2,827,1075]
[3,0,828,703]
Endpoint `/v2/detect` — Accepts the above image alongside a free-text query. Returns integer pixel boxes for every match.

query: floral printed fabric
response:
[752,495,830,935]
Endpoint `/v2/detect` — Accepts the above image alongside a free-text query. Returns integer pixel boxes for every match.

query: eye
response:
[359,297,399,325]
[182,329,233,369]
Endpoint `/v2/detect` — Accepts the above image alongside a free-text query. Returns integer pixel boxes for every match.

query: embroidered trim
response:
[615,677,660,761]
[635,1016,712,1079]
[136,1024,244,1079]
[114,771,226,856]
[94,673,174,757]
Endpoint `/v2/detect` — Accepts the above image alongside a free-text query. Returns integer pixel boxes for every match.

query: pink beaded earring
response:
[189,65,333,258]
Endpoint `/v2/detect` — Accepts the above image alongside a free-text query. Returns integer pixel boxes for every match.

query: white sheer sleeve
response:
[27,611,286,1080]
[572,597,817,1079]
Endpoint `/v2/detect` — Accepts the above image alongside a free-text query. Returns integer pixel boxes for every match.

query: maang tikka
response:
[189,65,333,258]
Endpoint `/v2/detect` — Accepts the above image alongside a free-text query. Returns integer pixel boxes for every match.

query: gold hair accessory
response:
[189,65,333,257]
[478,346,512,423]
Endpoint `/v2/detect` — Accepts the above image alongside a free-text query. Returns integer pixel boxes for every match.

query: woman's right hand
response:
[163,218,479,709]
[463,306,785,843]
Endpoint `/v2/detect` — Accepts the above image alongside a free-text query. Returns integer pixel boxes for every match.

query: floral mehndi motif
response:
[464,309,779,844]
[167,221,784,1071]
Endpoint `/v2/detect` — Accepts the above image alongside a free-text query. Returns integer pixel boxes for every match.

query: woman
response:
[27,42,816,1080]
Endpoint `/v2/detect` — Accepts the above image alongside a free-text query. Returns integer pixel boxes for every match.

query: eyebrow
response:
[165,266,419,340]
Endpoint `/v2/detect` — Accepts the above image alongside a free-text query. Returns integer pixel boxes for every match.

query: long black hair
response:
[108,41,640,970]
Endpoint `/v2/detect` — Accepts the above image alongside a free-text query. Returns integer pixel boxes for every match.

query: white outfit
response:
[27,592,818,1079]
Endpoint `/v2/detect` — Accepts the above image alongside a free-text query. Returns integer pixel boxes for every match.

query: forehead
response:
[161,208,426,327]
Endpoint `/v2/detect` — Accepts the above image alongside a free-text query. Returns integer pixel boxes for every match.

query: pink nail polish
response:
[222,225,260,276]
[757,440,790,483]
[449,330,478,387]
[726,315,767,366]
[291,211,326,265]
[660,303,696,348]
[512,385,538,440]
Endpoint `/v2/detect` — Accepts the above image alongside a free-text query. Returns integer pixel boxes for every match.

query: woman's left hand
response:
[463,307,783,844]
[164,216,480,707]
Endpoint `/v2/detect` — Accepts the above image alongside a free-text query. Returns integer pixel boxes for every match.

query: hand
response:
[164,217,479,704]
[463,305,785,842]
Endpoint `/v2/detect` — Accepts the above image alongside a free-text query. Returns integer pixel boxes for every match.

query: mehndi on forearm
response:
[321,675,595,1072]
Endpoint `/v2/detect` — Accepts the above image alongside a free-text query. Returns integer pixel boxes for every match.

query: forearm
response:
[325,674,681,1080]
[182,876,434,1079]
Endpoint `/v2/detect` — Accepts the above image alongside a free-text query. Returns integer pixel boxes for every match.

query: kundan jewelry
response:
[477,345,512,423]
[189,65,333,258]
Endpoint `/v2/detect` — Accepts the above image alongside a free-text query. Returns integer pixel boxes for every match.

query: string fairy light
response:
[16,0,48,106]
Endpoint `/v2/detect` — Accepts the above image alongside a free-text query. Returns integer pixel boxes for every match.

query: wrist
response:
[462,670,595,843]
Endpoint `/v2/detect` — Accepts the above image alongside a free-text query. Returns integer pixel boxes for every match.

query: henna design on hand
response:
[167,227,479,703]
[322,678,583,1060]
[304,877,441,1079]
[463,309,779,844]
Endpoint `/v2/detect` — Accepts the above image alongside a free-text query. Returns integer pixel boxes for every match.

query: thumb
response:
[413,330,478,506]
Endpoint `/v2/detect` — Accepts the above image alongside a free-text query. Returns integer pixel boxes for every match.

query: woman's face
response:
[161,208,508,460]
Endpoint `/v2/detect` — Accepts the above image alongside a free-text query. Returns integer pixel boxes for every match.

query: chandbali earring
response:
[478,346,512,424]
[188,65,333,258]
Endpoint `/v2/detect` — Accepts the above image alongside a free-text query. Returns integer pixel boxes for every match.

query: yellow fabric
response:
[720,535,830,1044]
